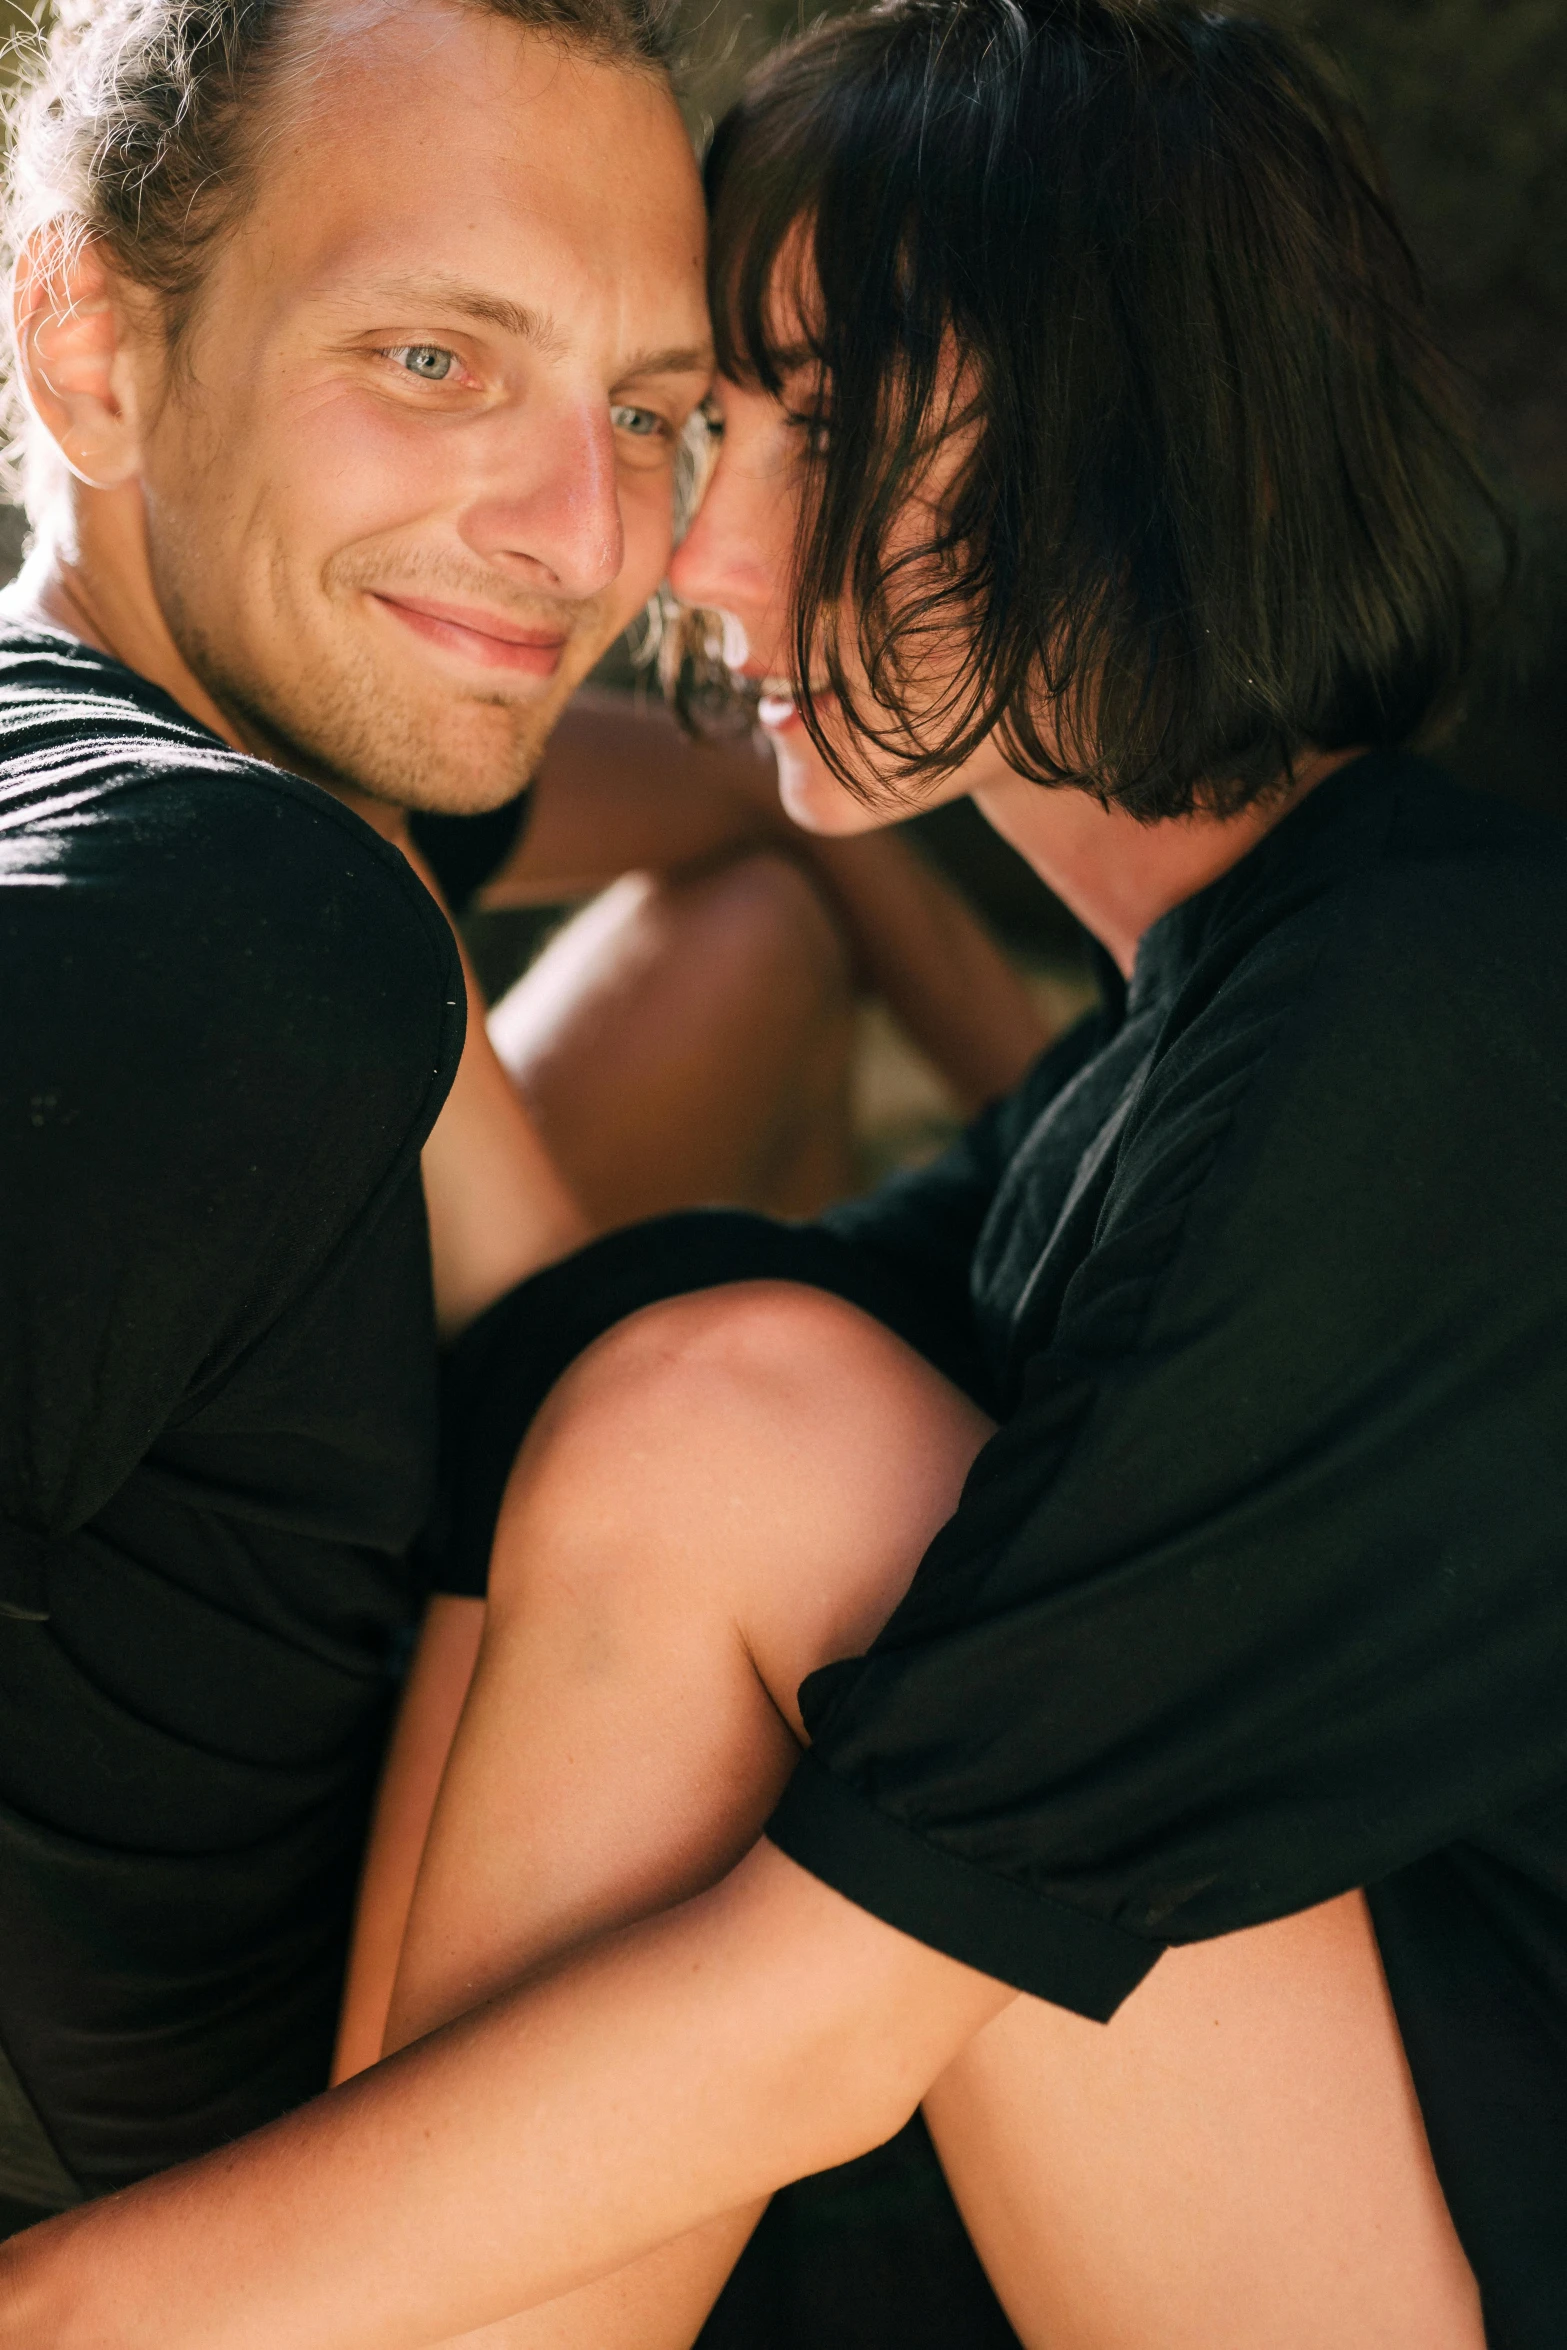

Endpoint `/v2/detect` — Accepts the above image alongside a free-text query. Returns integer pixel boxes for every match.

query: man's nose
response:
[459,400,624,601]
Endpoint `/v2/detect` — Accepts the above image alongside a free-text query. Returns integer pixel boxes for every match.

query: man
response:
[0,0,1041,2231]
[0,0,701,2225]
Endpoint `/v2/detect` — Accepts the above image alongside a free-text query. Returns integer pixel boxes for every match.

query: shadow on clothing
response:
[0,2193,49,2242]
[698,2114,1024,2350]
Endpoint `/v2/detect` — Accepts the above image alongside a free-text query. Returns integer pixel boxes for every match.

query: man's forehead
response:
[260,0,703,263]
[233,6,708,359]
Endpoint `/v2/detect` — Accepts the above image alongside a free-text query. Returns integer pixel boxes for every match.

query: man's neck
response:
[3,488,252,757]
[1,490,409,845]
[972,746,1362,976]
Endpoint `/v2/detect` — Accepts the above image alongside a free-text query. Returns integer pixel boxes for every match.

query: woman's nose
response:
[668,438,789,630]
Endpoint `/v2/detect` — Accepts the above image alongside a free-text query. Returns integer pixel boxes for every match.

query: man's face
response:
[128,1,710,812]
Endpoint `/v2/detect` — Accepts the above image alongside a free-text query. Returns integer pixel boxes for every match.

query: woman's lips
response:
[372,592,568,676]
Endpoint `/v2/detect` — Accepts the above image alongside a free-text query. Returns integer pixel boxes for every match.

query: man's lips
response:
[371,592,569,676]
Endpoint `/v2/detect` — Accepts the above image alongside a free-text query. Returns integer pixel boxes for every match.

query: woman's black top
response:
[0,630,465,2200]
[440,750,1567,2350]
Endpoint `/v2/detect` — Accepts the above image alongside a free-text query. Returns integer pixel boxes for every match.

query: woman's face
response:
[667,366,1014,836]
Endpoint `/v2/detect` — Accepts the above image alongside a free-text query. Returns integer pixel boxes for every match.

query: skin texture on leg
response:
[0,1294,999,2350]
[0,1842,1009,2350]
[409,2218,769,2350]
[333,1594,486,2085]
[385,1284,991,2043]
[489,854,858,1224]
[373,1285,990,2350]
[487,693,1052,1119]
[924,1898,1483,2350]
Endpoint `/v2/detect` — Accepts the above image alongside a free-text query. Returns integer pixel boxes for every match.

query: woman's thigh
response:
[924,1891,1482,2350]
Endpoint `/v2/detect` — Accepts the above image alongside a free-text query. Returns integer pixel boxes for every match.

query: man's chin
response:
[228,672,571,815]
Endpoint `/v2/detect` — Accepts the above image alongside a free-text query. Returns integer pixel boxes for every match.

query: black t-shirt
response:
[409,792,530,916]
[0,628,465,2197]
[440,751,1567,2349]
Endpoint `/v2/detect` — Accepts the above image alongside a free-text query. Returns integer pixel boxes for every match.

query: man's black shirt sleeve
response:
[0,631,470,2195]
[1,747,464,1613]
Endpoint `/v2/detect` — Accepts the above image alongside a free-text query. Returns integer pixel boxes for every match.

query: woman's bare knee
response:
[388,1288,988,2038]
[490,1282,992,1727]
[489,854,854,1221]
[679,849,854,1039]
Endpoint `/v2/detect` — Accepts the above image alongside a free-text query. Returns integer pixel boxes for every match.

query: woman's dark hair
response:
[686,0,1513,819]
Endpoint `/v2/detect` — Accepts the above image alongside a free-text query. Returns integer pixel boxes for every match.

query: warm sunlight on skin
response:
[670,367,1007,839]
[669,363,1359,974]
[8,1,712,816]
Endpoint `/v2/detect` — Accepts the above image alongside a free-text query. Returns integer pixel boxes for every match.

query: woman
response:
[4,1,1558,2344]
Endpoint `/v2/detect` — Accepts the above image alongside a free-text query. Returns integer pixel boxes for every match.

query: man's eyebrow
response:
[616,343,715,382]
[361,277,565,351]
[349,279,711,381]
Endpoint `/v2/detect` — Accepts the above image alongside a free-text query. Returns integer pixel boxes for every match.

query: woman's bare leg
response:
[11,1288,1483,2350]
[387,1283,987,2032]
[385,1283,992,2349]
[489,852,858,1224]
[924,1895,1482,2349]
[386,1281,1477,2350]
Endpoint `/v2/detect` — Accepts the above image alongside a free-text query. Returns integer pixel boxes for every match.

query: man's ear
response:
[13,230,150,490]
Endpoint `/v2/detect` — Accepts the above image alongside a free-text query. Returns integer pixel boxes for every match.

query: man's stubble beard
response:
[190,611,570,815]
[148,521,602,815]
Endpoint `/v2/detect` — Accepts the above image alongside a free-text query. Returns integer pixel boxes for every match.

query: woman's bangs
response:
[706,103,831,393]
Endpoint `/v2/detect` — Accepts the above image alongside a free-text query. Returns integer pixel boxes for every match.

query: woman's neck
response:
[971,746,1361,976]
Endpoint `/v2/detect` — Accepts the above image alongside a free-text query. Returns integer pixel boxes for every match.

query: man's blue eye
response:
[393,346,455,381]
[612,404,662,438]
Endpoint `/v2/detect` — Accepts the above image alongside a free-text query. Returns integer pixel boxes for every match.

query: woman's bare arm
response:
[331,1596,486,2084]
[0,1844,1011,2350]
[800,826,1049,1113]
